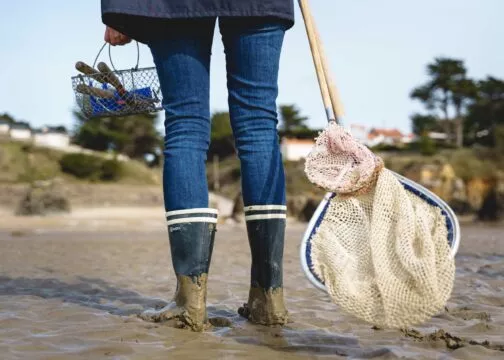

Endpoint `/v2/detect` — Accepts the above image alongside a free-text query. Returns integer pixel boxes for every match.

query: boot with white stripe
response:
[238,205,289,325]
[139,208,218,331]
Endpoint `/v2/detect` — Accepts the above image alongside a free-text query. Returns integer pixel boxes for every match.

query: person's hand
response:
[104,26,131,46]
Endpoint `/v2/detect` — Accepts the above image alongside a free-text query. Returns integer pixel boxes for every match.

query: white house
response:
[428,132,449,141]
[350,123,418,147]
[9,124,32,141]
[366,128,406,147]
[280,138,315,161]
[402,133,416,144]
[33,127,70,149]
[0,120,10,136]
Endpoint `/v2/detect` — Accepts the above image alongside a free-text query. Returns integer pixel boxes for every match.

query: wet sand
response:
[0,208,503,359]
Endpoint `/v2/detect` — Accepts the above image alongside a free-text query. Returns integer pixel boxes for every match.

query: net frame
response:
[297,0,461,328]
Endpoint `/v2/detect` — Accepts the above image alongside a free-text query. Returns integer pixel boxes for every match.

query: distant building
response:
[0,120,10,136]
[280,138,315,161]
[9,124,32,141]
[367,128,404,147]
[427,132,449,141]
[402,133,416,144]
[33,127,70,149]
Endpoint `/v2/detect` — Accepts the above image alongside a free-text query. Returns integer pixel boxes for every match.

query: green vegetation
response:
[205,156,325,201]
[1,55,502,208]
[0,140,160,185]
[419,135,436,156]
[279,104,308,132]
[72,111,162,161]
[382,148,501,182]
[59,153,122,181]
[0,141,61,183]
[208,112,236,160]
[410,57,504,150]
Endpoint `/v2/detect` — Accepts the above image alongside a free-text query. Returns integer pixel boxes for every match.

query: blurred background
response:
[0,0,503,222]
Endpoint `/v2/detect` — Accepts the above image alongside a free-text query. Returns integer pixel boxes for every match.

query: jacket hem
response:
[102,8,294,28]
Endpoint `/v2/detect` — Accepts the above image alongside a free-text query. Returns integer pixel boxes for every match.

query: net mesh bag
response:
[305,123,456,328]
[305,122,384,197]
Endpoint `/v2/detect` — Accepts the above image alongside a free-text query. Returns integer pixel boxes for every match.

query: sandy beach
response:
[0,207,503,359]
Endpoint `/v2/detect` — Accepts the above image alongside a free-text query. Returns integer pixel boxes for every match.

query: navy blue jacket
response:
[101,0,295,43]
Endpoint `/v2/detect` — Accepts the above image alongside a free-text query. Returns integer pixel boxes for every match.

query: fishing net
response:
[305,124,456,328]
[305,122,384,196]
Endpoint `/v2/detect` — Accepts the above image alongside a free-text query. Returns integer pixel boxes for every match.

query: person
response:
[101,0,295,332]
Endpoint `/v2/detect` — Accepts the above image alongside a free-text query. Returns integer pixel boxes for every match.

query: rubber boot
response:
[140,208,218,331]
[238,205,289,325]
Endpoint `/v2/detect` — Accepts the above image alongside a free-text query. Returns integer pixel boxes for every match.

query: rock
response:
[231,192,244,222]
[16,180,71,216]
[466,178,494,211]
[208,192,234,219]
[401,161,501,219]
[419,164,439,188]
[287,196,307,220]
[436,164,457,201]
[301,197,320,222]
[209,317,233,328]
[287,195,323,222]
[478,187,501,222]
[452,178,467,202]
[448,199,473,215]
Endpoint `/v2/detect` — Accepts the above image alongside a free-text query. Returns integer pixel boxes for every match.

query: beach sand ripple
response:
[0,214,503,359]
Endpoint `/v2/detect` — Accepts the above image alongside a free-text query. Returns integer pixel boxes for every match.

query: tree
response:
[452,78,478,147]
[465,76,504,147]
[209,111,235,159]
[47,125,68,133]
[411,58,476,147]
[0,113,16,125]
[72,110,162,160]
[0,113,31,129]
[279,105,308,132]
[419,134,436,156]
[410,113,442,136]
[210,112,233,141]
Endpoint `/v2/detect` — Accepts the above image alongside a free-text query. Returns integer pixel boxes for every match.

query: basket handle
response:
[92,41,140,71]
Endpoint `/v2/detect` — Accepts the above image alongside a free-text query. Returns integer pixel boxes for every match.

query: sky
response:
[1,1,503,135]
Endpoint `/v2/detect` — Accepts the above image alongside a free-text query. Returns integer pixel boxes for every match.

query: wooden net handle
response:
[298,0,345,122]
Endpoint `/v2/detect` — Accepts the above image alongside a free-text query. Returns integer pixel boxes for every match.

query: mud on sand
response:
[0,209,503,359]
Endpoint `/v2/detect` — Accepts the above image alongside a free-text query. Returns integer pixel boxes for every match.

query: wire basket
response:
[71,42,163,118]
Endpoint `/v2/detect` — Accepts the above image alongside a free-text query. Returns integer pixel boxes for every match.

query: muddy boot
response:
[140,208,218,332]
[238,205,289,326]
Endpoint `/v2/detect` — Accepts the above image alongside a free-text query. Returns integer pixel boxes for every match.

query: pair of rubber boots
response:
[141,207,288,331]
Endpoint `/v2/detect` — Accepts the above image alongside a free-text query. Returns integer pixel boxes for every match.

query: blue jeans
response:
[148,17,288,211]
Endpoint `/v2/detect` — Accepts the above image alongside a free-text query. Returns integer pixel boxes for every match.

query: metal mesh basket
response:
[71,42,163,118]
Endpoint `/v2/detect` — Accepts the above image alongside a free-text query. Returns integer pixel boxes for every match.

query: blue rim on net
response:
[300,173,461,292]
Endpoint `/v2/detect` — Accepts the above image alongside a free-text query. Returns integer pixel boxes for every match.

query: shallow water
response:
[0,222,503,359]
